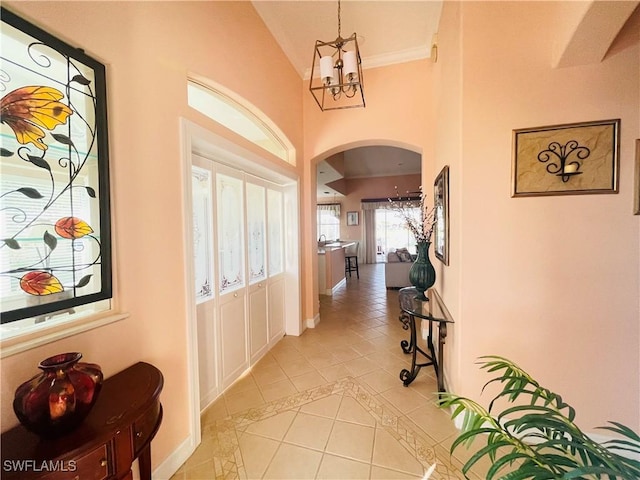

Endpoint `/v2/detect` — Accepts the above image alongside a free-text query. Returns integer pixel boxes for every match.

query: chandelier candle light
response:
[309,0,365,111]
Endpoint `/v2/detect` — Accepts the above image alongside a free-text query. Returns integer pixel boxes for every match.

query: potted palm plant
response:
[439,356,640,479]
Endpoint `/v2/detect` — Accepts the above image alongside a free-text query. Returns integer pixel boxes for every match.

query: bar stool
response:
[345,242,359,279]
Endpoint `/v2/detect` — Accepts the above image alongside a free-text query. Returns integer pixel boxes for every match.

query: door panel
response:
[249,284,268,362]
[216,167,248,388]
[268,277,285,344]
[191,160,218,411]
[219,293,248,387]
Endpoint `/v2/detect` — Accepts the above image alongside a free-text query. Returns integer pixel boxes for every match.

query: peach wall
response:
[303,61,436,320]
[436,1,639,431]
[431,0,463,391]
[1,0,303,470]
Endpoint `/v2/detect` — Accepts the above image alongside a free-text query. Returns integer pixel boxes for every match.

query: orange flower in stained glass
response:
[0,86,73,150]
[20,271,64,296]
[55,217,94,239]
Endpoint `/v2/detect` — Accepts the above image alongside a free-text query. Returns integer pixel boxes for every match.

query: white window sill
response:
[1,312,130,359]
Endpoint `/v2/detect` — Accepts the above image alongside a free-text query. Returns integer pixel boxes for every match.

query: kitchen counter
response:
[317,241,355,295]
[317,241,355,254]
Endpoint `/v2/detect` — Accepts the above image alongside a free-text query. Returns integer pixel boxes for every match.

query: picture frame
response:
[346,211,359,226]
[434,166,450,265]
[635,139,640,215]
[512,119,620,197]
[0,8,112,323]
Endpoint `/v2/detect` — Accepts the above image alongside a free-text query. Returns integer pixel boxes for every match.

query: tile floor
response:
[171,264,488,480]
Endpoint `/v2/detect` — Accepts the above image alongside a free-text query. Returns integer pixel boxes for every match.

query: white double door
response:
[192,157,285,409]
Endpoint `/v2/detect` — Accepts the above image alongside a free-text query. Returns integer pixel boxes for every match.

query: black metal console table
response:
[398,287,454,392]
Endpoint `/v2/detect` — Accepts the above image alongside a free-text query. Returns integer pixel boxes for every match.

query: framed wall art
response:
[433,165,449,265]
[512,119,620,197]
[635,139,640,215]
[347,211,359,226]
[0,8,112,323]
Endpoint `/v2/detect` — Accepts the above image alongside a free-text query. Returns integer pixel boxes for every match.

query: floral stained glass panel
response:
[192,167,213,302]
[216,173,244,293]
[246,182,266,283]
[0,9,111,323]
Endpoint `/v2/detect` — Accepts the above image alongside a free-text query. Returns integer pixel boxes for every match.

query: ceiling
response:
[252,1,442,78]
[317,147,421,198]
[251,1,440,198]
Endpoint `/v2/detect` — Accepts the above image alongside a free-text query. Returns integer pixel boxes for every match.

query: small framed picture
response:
[347,211,359,226]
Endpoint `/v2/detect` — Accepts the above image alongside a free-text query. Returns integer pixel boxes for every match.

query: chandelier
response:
[309,0,365,111]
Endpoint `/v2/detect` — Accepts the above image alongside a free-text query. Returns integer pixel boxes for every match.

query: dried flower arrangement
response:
[388,186,436,244]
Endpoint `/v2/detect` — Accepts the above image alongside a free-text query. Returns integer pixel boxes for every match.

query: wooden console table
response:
[1,362,163,480]
[398,287,454,392]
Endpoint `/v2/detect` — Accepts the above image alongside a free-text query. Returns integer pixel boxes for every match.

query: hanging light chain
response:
[337,0,342,39]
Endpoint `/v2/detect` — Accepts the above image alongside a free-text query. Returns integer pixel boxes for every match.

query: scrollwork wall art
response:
[0,8,112,323]
[512,119,620,197]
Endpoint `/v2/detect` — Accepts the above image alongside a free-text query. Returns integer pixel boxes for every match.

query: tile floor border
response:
[204,376,464,479]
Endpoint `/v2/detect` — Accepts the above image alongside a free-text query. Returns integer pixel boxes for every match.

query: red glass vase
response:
[13,352,103,437]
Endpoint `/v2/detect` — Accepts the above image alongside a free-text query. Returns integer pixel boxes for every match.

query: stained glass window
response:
[0,8,112,324]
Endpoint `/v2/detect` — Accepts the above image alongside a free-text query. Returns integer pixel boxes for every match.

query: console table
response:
[1,362,163,480]
[398,287,454,391]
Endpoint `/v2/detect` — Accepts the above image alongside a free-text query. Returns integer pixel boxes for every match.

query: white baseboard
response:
[306,313,320,329]
[324,278,346,296]
[152,434,197,480]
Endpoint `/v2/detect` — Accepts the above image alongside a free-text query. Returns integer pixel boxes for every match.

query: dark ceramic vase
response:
[13,352,103,437]
[409,241,436,301]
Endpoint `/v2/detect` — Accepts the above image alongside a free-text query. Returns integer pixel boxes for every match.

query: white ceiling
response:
[252,1,442,78]
[251,1,440,198]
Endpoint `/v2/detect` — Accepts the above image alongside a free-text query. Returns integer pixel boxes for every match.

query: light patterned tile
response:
[372,426,426,476]
[283,411,334,450]
[325,420,375,463]
[317,454,371,479]
[237,433,279,478]
[259,378,298,402]
[170,265,476,480]
[263,443,323,479]
[290,370,328,391]
[336,395,376,427]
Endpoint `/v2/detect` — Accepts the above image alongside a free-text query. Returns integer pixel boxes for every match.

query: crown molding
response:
[303,44,431,80]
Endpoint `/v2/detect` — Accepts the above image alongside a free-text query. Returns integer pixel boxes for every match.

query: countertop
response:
[317,241,355,255]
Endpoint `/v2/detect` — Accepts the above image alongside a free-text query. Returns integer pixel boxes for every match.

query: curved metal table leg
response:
[399,312,434,387]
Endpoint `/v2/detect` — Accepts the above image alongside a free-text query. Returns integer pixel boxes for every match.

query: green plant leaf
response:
[562,465,630,478]
[463,440,513,476]
[486,451,532,480]
[444,356,640,480]
[600,421,640,442]
[451,427,498,452]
